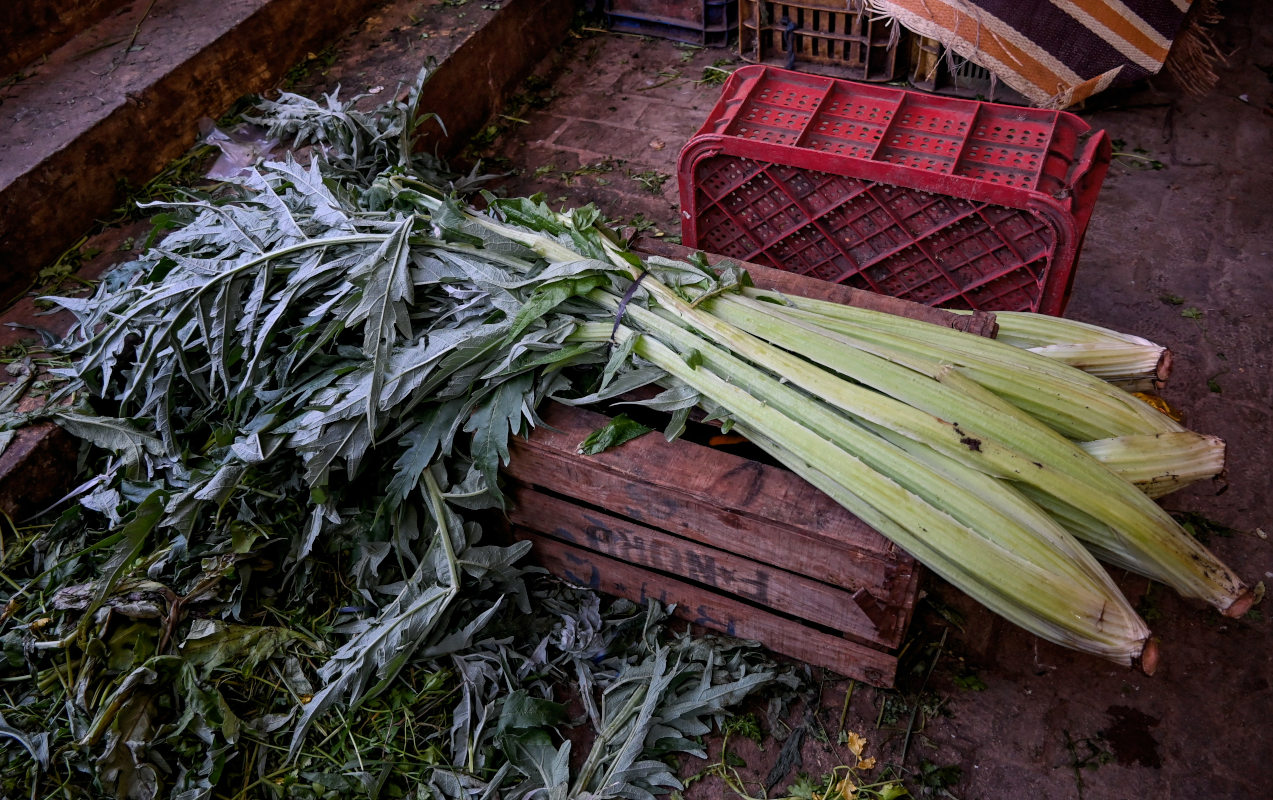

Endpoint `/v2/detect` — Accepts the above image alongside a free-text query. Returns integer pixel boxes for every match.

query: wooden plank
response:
[517,530,898,687]
[892,547,924,641]
[509,487,896,646]
[506,405,912,595]
[510,403,920,614]
[505,442,901,596]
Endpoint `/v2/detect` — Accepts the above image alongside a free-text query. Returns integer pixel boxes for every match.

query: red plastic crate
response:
[678,65,1111,314]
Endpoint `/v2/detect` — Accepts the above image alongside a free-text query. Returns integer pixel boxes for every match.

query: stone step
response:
[2,0,133,76]
[0,0,392,306]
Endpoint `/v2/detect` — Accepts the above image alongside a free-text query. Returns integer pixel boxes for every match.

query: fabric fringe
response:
[1164,0,1226,95]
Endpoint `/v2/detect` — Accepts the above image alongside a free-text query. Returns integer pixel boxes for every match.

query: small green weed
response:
[781,729,910,799]
[724,712,766,746]
[680,712,768,797]
[786,767,910,799]
[628,169,670,194]
[469,123,502,149]
[699,59,738,85]
[1136,583,1163,623]
[876,692,910,727]
[625,213,662,235]
[914,761,963,796]
[676,43,704,64]
[280,46,339,90]
[34,237,101,296]
[1110,139,1165,170]
[1063,729,1114,800]
[951,670,986,692]
[562,159,623,186]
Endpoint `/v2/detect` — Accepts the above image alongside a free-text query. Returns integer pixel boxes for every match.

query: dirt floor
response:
[5,0,1270,797]
[440,7,1273,800]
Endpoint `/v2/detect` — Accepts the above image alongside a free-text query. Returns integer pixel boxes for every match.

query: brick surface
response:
[551,91,647,120]
[473,31,745,238]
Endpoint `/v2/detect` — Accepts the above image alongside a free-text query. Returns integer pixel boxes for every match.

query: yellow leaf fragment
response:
[833,775,858,799]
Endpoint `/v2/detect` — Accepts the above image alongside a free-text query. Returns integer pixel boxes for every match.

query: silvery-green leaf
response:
[0,710,49,770]
[385,398,469,503]
[296,415,373,485]
[464,372,535,492]
[441,463,498,511]
[239,168,307,243]
[192,461,247,503]
[344,217,414,430]
[230,431,282,463]
[266,154,351,230]
[458,540,532,580]
[55,412,166,473]
[616,383,700,413]
[80,485,123,525]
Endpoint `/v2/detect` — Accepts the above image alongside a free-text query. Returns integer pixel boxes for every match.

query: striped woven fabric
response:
[870,0,1196,106]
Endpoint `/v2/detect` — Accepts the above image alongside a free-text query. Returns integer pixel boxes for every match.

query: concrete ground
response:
[3,0,1270,798]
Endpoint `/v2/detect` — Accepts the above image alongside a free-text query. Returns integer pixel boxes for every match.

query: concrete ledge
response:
[412,0,577,157]
[2,0,130,77]
[0,0,384,306]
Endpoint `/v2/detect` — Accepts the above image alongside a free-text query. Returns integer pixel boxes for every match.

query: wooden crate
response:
[501,247,996,687]
[738,0,903,82]
[504,402,920,687]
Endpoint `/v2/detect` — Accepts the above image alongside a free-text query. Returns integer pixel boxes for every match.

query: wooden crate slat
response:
[510,486,897,646]
[504,441,906,600]
[517,530,899,687]
[507,404,902,570]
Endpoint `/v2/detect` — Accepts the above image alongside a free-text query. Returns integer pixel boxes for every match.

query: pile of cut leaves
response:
[0,76,794,800]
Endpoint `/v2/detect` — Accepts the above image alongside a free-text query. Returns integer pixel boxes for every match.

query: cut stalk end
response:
[1137,637,1161,676]
[1157,348,1174,384]
[1222,588,1257,619]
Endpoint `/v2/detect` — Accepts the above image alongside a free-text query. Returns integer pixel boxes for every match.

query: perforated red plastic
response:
[678,65,1111,314]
